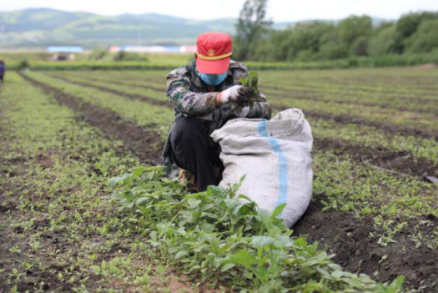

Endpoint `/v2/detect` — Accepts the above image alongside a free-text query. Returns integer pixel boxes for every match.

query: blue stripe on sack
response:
[257,120,288,218]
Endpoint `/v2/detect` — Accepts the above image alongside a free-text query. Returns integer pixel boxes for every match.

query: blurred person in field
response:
[0,60,5,83]
[162,32,272,192]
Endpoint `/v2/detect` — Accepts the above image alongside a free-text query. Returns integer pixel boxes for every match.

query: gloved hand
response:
[218,85,253,106]
[234,106,250,118]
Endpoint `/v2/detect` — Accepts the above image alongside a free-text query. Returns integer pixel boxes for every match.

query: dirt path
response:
[293,199,438,292]
[45,73,168,107]
[19,72,164,164]
[287,106,438,141]
[46,72,166,92]
[315,137,438,178]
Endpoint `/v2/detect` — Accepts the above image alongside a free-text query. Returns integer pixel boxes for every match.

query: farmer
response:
[0,60,5,83]
[163,32,272,192]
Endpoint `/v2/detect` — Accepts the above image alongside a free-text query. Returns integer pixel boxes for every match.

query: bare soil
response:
[43,73,438,143]
[54,74,438,116]
[293,199,438,292]
[45,74,168,107]
[47,73,166,92]
[315,137,438,178]
[263,85,438,116]
[289,106,438,141]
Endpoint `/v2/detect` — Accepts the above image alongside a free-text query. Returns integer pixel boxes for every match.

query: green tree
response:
[405,19,438,53]
[318,41,349,60]
[234,0,272,60]
[350,36,369,56]
[367,24,397,56]
[338,15,373,54]
[394,11,438,53]
[287,22,336,61]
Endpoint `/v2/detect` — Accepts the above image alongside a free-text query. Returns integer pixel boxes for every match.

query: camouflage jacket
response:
[162,59,272,177]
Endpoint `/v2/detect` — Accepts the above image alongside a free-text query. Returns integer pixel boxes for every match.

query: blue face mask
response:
[198,72,227,86]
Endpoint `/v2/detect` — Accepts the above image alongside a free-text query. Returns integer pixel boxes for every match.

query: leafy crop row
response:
[25,69,438,253]
[110,167,405,292]
[7,52,438,71]
[42,70,438,136]
[44,71,438,164]
[25,72,175,134]
[56,69,438,136]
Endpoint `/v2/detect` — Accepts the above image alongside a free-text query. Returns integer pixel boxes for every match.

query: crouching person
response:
[162,32,271,192]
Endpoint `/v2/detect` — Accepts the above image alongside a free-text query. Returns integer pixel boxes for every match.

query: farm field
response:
[1,67,437,292]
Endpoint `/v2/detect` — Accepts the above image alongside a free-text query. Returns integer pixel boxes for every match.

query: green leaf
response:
[221,263,235,272]
[175,250,189,259]
[101,260,107,271]
[389,275,405,290]
[222,250,257,268]
[135,197,150,205]
[108,174,130,187]
[256,266,269,283]
[207,185,226,197]
[251,236,275,248]
[271,203,287,218]
[91,265,100,274]
[132,167,146,179]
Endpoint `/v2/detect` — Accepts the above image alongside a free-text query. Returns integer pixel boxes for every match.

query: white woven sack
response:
[211,108,313,228]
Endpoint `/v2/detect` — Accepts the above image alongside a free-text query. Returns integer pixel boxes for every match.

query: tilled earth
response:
[1,70,437,292]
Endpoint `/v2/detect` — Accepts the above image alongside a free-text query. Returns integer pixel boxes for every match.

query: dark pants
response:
[170,116,224,191]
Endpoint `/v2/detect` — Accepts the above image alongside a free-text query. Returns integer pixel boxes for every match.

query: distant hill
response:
[0,8,238,49]
[0,8,390,49]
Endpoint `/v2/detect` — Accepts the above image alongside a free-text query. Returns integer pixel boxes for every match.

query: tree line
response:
[234,0,438,62]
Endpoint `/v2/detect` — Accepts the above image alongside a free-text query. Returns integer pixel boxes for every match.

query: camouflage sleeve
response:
[247,90,272,119]
[166,68,218,116]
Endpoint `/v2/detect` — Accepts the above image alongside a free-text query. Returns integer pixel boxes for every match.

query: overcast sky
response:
[0,0,437,21]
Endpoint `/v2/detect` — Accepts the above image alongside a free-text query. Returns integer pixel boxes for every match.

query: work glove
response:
[219,85,253,106]
[234,106,250,118]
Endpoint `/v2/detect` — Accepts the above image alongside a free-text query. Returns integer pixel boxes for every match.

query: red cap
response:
[196,32,232,74]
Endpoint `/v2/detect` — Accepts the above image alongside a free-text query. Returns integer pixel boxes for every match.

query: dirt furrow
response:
[293,199,438,292]
[16,72,438,292]
[46,72,166,92]
[46,74,438,141]
[315,137,438,178]
[264,86,438,117]
[45,73,169,107]
[52,73,438,117]
[285,106,438,141]
[262,82,438,101]
[33,72,438,178]
[18,71,163,164]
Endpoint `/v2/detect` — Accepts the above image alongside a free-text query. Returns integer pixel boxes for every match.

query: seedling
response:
[239,71,261,108]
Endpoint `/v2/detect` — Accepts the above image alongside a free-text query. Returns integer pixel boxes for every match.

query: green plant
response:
[239,71,261,108]
[110,166,406,292]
